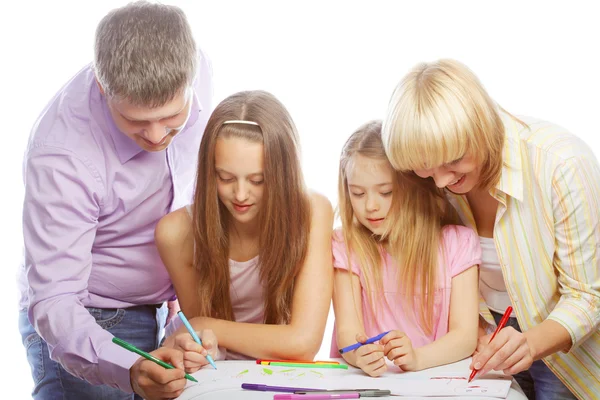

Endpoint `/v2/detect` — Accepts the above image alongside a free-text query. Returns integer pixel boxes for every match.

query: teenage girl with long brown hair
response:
[155,90,333,370]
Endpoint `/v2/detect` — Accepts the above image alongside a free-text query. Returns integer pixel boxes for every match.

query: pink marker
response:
[273,394,359,400]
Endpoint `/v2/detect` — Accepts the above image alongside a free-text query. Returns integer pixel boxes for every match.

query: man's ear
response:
[95,76,105,95]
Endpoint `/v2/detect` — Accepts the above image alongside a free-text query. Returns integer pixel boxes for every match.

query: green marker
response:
[112,337,198,382]
[268,362,348,369]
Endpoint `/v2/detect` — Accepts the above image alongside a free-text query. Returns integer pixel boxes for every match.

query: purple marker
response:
[241,384,320,393]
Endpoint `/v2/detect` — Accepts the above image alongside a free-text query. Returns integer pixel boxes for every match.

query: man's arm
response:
[24,148,139,392]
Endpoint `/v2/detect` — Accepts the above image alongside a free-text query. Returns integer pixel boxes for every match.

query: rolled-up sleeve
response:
[548,155,600,349]
[24,147,139,392]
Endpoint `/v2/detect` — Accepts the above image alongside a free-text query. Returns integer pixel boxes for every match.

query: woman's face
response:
[215,136,265,227]
[413,153,481,194]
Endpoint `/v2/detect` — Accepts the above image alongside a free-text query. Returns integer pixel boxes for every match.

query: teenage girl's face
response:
[346,154,394,236]
[413,153,481,194]
[215,136,265,227]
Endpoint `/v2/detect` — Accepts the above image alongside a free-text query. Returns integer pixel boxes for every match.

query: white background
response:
[1,1,599,398]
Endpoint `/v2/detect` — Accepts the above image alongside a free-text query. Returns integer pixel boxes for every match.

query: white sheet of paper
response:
[177,360,513,399]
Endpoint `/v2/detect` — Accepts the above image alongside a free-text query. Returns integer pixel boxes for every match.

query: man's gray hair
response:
[94,1,197,107]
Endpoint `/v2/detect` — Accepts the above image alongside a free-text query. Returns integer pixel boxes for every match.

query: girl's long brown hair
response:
[192,90,311,324]
[338,120,460,335]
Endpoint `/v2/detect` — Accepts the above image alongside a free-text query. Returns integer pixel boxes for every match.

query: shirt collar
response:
[492,112,524,202]
[100,87,203,164]
[101,95,144,164]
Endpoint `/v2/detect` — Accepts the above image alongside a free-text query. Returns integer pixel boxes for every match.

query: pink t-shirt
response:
[332,225,481,352]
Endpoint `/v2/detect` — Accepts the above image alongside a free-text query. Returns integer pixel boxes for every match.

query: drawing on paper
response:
[235,369,249,378]
[430,376,467,384]
[277,369,296,376]
[310,370,324,378]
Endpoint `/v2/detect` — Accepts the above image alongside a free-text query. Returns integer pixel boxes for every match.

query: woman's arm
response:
[530,156,600,354]
[411,266,479,370]
[168,193,334,360]
[472,155,600,376]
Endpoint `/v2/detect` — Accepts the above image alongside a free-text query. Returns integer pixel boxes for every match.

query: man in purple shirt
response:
[18,2,213,399]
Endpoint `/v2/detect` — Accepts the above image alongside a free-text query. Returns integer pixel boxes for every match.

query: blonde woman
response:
[332,120,480,376]
[155,90,333,365]
[383,59,600,399]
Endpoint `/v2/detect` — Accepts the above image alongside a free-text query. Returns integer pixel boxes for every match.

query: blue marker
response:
[177,311,218,369]
[338,331,392,354]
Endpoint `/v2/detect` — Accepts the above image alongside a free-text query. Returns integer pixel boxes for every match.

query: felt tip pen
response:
[274,394,359,400]
[241,383,318,393]
[338,331,391,354]
[268,362,348,369]
[469,306,513,382]
[177,310,217,370]
[257,359,340,365]
[111,337,197,382]
[295,390,391,397]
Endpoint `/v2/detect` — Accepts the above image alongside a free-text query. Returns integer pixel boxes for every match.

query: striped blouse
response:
[446,113,600,399]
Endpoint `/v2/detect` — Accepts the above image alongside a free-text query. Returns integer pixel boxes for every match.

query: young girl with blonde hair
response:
[155,90,333,368]
[383,59,599,399]
[332,120,481,377]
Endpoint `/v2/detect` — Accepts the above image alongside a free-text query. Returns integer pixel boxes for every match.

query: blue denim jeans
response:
[490,310,576,400]
[19,304,167,399]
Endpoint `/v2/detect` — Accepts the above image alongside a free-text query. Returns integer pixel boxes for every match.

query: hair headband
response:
[222,120,259,126]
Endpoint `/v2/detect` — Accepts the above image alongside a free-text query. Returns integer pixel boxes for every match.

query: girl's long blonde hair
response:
[192,90,311,324]
[338,120,460,335]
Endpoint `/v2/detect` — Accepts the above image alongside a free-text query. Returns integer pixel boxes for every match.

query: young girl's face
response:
[346,154,394,236]
[215,136,265,227]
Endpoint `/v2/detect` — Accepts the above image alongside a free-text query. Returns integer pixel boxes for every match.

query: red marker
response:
[469,306,513,383]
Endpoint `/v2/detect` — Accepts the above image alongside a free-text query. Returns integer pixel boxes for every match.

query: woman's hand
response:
[470,327,534,377]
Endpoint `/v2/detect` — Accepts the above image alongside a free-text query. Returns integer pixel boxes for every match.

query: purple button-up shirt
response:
[18,50,213,392]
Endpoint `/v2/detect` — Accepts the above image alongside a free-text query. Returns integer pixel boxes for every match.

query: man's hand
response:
[130,347,187,400]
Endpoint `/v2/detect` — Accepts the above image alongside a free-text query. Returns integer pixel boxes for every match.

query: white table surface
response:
[176,358,527,400]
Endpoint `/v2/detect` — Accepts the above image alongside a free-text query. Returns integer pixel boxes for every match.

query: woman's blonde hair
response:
[338,120,460,335]
[192,90,311,325]
[382,59,505,191]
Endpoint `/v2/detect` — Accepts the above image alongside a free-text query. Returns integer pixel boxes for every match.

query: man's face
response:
[107,87,193,152]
